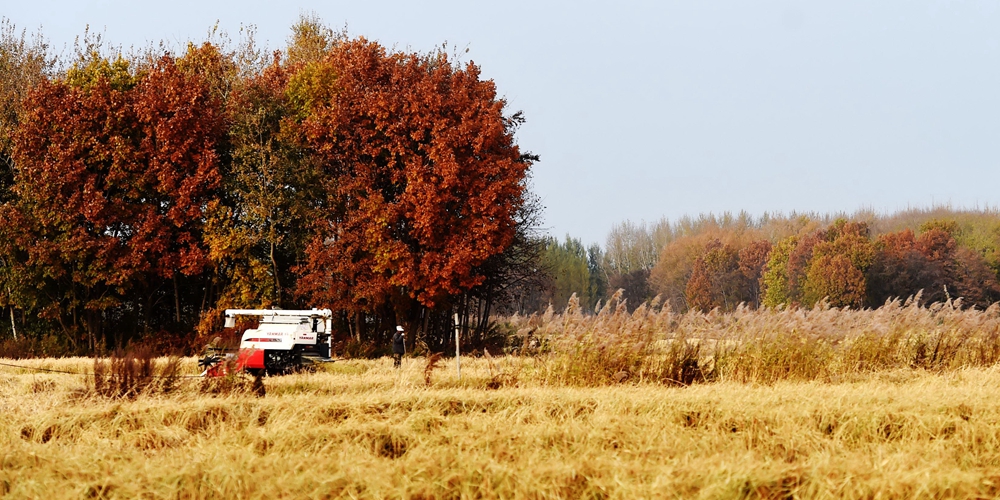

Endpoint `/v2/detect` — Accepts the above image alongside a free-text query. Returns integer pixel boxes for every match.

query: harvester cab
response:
[202,308,334,377]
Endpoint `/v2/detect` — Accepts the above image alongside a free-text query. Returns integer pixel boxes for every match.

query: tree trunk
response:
[422,307,429,347]
[174,274,181,324]
[270,240,282,305]
[200,274,211,314]
[86,310,97,353]
[354,313,363,342]
[9,306,16,340]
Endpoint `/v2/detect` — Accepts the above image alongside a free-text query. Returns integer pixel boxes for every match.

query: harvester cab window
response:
[312,318,318,332]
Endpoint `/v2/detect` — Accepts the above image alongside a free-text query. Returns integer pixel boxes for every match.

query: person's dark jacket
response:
[392,332,405,355]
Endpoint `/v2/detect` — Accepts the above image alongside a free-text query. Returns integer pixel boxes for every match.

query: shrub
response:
[339,338,377,359]
[92,346,182,399]
[0,334,75,359]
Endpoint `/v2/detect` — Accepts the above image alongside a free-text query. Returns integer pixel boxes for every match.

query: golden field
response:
[0,358,999,499]
[4,300,1000,498]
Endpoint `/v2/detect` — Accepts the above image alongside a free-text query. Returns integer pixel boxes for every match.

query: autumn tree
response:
[284,13,339,67]
[203,53,320,312]
[685,240,740,311]
[949,246,1000,307]
[0,20,50,203]
[738,239,772,308]
[0,20,52,340]
[0,19,544,352]
[685,238,772,312]
[460,191,546,327]
[867,224,1000,308]
[760,220,874,309]
[801,220,875,308]
[915,220,1000,307]
[650,232,721,309]
[783,232,821,305]
[867,229,940,305]
[292,38,534,343]
[9,50,223,349]
[651,224,773,311]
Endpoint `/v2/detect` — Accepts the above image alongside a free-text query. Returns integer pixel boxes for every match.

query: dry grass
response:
[92,346,183,399]
[424,352,443,386]
[3,299,1000,497]
[513,292,1000,386]
[0,356,997,498]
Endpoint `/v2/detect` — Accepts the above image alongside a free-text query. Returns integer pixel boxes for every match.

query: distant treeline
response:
[0,16,540,355]
[531,207,1000,314]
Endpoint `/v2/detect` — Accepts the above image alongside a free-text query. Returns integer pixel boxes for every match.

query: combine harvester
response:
[200,309,334,377]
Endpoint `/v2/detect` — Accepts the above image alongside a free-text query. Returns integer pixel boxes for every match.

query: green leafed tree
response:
[760,236,797,308]
[538,236,592,312]
[587,243,608,310]
[204,53,319,313]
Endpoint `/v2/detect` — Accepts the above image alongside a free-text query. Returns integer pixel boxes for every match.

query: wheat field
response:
[4,300,1000,498]
[1,355,1000,499]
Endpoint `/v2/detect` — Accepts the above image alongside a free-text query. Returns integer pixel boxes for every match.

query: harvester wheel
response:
[264,350,299,376]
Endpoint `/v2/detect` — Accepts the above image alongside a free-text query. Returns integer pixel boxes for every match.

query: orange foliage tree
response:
[685,240,740,311]
[738,239,773,307]
[801,220,875,308]
[685,238,772,312]
[8,53,222,348]
[292,39,533,340]
[868,226,1000,307]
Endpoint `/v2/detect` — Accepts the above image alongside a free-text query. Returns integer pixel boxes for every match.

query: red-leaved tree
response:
[10,53,222,349]
[292,39,532,340]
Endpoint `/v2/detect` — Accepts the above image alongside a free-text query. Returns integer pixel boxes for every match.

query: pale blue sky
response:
[7,1,1000,245]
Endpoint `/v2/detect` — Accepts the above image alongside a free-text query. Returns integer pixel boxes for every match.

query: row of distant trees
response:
[534,208,1000,314]
[0,16,541,354]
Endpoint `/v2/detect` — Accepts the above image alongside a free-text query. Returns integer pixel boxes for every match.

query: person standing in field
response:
[392,325,405,368]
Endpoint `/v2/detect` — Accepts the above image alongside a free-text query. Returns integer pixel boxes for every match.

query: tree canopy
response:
[0,17,539,354]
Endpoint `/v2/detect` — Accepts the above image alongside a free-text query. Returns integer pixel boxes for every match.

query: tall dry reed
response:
[509,293,1000,385]
[92,346,182,398]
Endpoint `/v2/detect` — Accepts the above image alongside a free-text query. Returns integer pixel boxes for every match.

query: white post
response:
[326,317,333,358]
[454,313,460,378]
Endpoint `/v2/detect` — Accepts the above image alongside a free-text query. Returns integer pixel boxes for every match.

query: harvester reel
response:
[198,355,220,370]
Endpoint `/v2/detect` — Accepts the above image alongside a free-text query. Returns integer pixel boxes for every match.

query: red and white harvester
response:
[200,308,334,377]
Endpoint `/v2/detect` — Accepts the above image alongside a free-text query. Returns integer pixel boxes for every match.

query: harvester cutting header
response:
[201,308,334,377]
